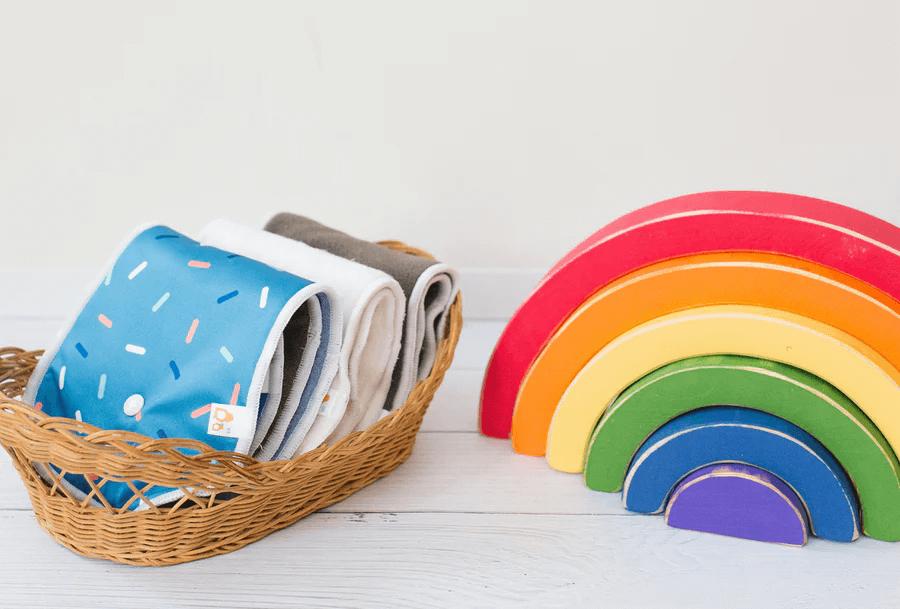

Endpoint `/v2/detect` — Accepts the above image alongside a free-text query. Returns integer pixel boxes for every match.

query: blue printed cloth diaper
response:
[24,225,340,509]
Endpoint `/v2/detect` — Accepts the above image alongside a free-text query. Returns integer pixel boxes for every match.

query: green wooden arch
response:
[585,354,900,541]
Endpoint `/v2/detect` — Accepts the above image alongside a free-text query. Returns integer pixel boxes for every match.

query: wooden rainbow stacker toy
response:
[479,191,899,546]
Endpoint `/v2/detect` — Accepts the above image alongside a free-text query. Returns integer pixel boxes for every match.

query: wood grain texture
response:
[0,510,896,609]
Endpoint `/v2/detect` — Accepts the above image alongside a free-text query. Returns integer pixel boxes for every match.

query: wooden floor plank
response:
[0,510,894,609]
[420,368,482,432]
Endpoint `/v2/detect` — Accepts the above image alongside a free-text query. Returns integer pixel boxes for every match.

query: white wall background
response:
[1,0,899,274]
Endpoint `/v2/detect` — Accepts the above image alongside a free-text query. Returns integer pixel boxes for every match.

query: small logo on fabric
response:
[207,403,252,439]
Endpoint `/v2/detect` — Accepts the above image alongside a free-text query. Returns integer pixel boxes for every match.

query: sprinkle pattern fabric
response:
[24,225,339,509]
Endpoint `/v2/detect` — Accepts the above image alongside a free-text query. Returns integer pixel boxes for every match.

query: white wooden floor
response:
[0,313,897,609]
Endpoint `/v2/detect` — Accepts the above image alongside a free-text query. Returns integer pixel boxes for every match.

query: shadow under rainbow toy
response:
[479,190,899,545]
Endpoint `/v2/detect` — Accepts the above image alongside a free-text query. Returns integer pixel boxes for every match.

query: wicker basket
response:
[0,241,462,566]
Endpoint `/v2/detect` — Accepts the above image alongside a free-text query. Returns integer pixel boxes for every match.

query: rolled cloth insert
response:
[265,213,459,411]
[23,225,340,508]
[200,219,405,449]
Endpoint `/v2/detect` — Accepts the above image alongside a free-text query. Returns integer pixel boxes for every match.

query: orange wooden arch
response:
[511,252,900,456]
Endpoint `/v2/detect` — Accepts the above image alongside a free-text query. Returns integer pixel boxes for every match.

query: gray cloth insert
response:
[265,213,441,410]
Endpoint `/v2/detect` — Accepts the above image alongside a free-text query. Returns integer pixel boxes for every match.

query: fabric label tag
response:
[207,403,254,439]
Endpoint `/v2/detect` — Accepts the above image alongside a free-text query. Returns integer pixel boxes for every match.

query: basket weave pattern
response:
[0,242,462,566]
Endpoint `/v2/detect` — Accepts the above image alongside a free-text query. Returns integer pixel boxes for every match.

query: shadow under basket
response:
[0,241,462,566]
